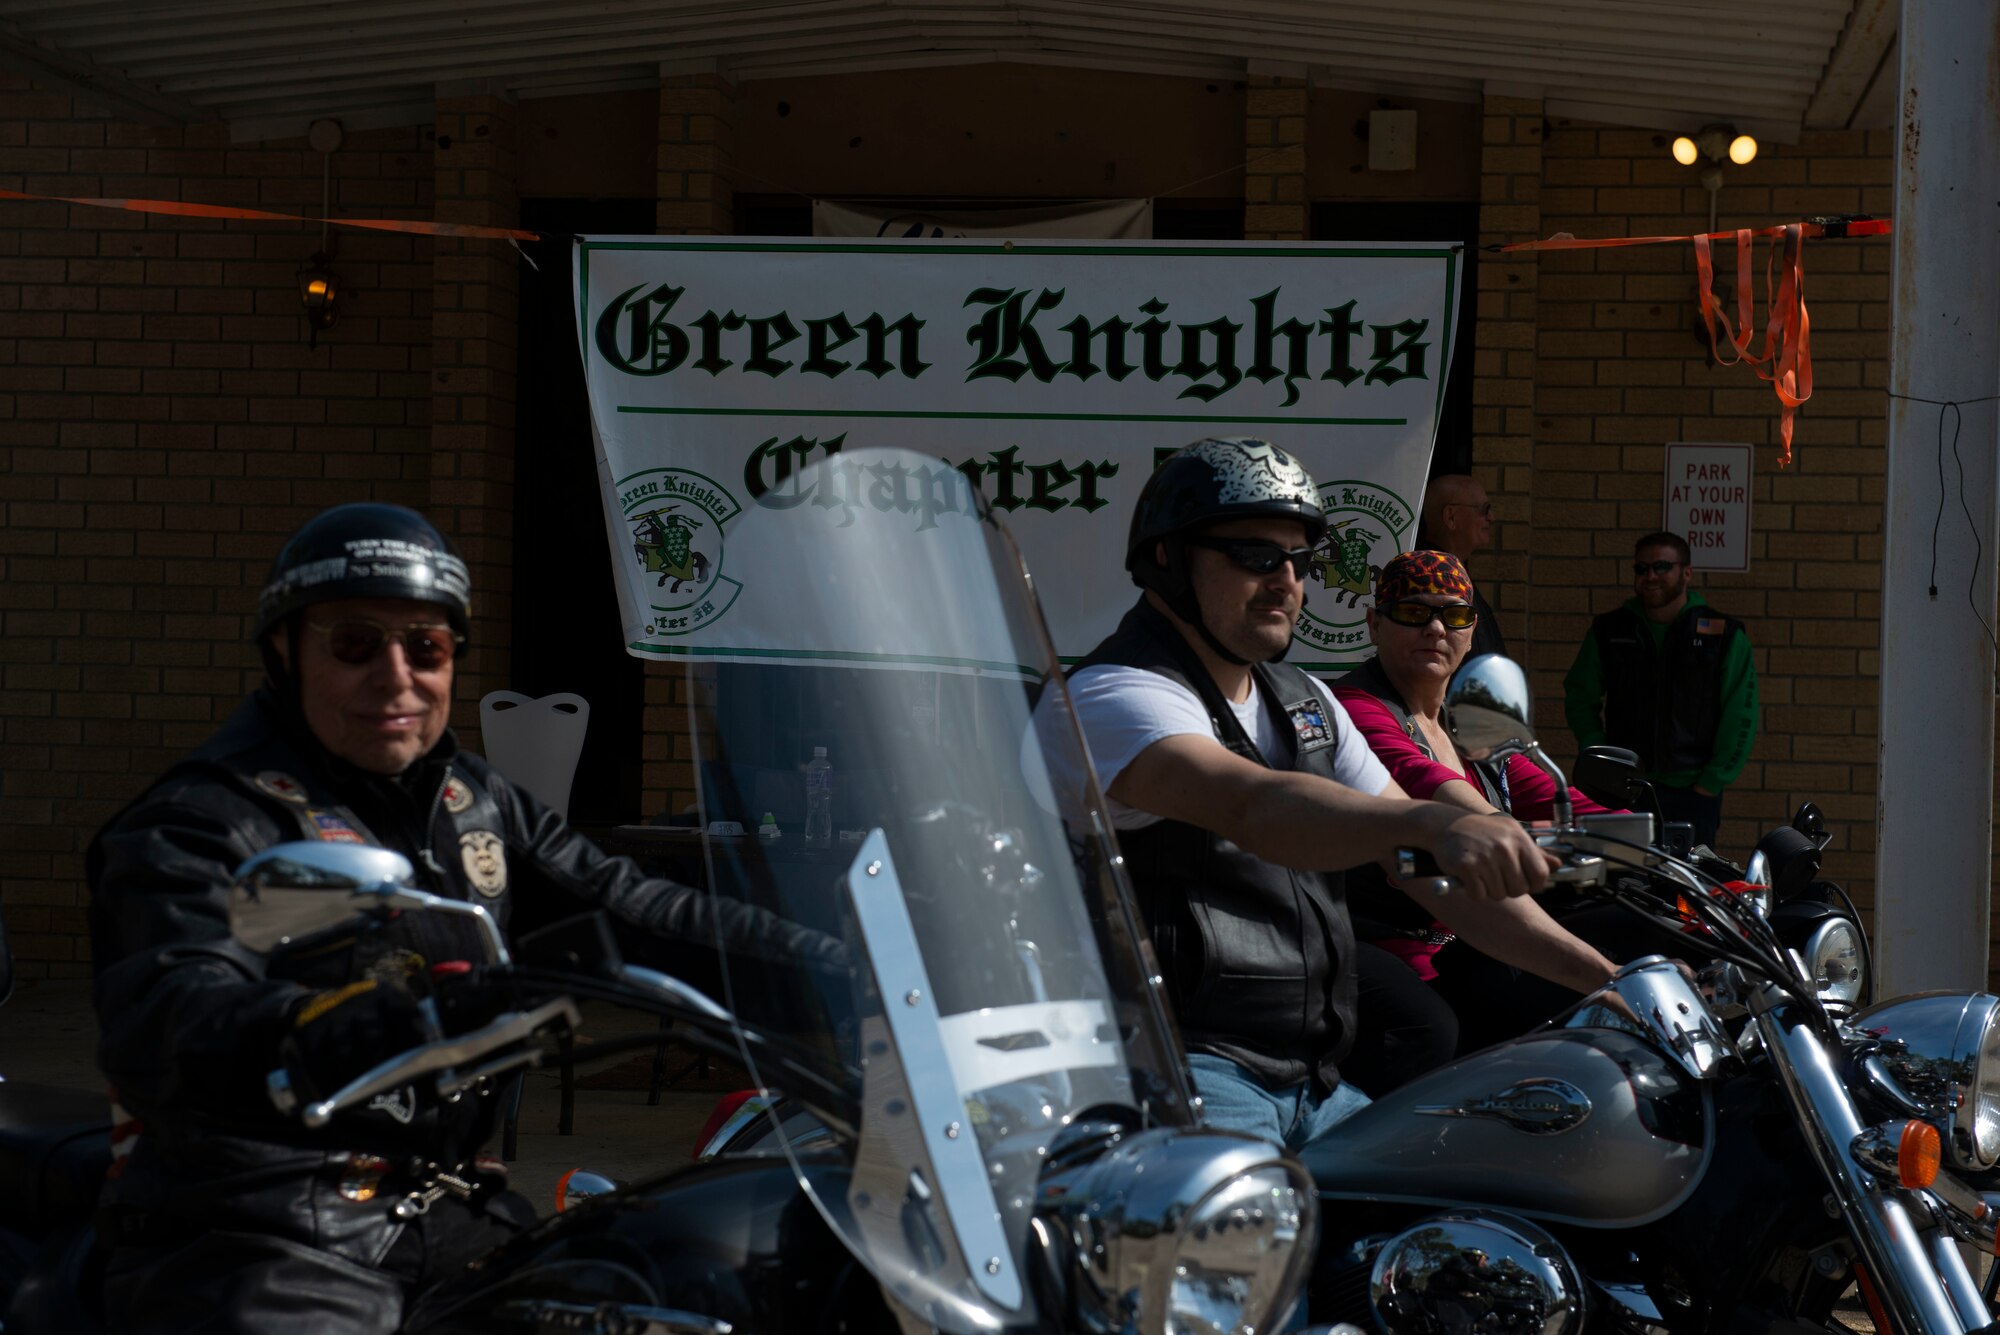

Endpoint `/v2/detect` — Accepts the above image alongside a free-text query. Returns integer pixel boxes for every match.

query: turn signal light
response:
[1898,1120,1941,1189]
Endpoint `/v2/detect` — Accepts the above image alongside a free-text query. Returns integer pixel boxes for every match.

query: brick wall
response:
[0,75,434,978]
[1511,117,1893,909]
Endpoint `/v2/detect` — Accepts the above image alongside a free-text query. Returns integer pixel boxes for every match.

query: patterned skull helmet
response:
[1126,437,1326,663]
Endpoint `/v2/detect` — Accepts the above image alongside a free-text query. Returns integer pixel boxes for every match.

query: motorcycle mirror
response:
[1571,746,1646,808]
[228,842,418,954]
[1754,824,1823,902]
[1791,800,1830,849]
[228,841,510,966]
[1444,654,1536,761]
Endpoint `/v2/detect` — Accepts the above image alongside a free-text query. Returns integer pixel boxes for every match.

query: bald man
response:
[1415,474,1506,660]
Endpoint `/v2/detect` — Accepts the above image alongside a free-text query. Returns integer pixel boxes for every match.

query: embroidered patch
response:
[459,829,507,898]
[254,770,309,804]
[306,809,366,845]
[1694,616,1725,635]
[1287,698,1336,751]
[442,775,474,815]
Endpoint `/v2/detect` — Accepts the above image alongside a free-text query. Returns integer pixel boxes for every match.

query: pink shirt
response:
[1332,686,1607,821]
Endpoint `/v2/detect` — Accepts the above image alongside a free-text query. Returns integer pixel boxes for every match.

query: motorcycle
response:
[1298,653,1994,1335]
[1,444,1319,1335]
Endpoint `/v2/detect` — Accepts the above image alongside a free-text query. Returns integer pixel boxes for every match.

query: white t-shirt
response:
[1051,664,1393,830]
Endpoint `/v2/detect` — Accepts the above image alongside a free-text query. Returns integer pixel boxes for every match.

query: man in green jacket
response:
[1564,531,1757,850]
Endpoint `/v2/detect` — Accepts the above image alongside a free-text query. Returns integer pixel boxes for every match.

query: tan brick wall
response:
[1244,75,1307,241]
[429,93,521,756]
[0,76,435,978]
[1517,118,1893,908]
[1470,93,1545,654]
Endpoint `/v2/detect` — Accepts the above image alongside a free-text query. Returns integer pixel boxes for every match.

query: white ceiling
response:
[0,0,1895,145]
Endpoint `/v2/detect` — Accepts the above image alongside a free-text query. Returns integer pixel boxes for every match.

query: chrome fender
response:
[1303,1030,1712,1228]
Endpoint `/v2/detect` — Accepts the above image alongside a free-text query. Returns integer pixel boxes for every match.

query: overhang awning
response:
[0,0,1896,145]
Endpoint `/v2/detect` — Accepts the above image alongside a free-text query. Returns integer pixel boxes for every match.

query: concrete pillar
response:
[429,89,520,753]
[1874,0,2000,994]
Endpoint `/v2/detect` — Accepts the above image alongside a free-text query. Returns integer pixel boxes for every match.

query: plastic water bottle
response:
[803,746,833,850]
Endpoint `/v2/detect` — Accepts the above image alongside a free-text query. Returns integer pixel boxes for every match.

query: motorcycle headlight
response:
[1804,918,1864,1006]
[1056,1128,1315,1335]
[1855,993,2000,1171]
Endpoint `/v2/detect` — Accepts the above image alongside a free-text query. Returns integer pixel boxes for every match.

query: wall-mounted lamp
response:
[301,118,344,348]
[298,253,340,345]
[1670,123,1758,229]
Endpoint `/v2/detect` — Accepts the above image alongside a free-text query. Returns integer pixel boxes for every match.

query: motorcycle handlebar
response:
[268,997,581,1128]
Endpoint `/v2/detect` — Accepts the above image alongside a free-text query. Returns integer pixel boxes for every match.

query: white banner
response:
[575,237,1462,672]
[813,198,1153,239]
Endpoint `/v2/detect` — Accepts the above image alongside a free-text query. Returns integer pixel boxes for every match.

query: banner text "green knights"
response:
[963,287,1428,407]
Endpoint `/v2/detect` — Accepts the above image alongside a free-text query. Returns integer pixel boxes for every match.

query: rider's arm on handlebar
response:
[1109,736,1555,901]
[1421,893,1618,997]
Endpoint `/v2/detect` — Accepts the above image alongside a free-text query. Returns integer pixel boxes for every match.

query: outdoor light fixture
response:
[300,118,344,348]
[1670,123,1759,230]
[298,252,340,344]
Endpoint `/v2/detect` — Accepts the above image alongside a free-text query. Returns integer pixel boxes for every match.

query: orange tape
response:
[1500,218,1886,468]
[0,187,541,241]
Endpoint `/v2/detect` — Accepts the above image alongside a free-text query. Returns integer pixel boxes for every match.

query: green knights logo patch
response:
[1295,479,1415,657]
[619,468,745,638]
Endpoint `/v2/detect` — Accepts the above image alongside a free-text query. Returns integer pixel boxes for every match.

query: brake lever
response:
[268,997,581,1129]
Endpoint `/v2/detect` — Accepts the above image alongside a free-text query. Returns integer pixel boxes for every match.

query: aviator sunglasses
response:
[1633,560,1682,577]
[305,618,464,671]
[1377,601,1478,630]
[1186,536,1316,579]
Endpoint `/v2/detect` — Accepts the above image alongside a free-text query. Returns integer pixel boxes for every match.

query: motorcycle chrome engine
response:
[1370,1212,1584,1335]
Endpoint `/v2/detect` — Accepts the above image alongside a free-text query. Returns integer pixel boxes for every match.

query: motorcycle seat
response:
[0,1082,112,1238]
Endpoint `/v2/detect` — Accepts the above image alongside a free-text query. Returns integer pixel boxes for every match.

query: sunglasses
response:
[1633,560,1683,576]
[1377,601,1478,630]
[1451,501,1495,517]
[1186,537,1317,579]
[305,618,464,671]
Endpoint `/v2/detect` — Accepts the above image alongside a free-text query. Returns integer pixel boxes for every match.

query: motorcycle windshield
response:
[679,447,1192,1332]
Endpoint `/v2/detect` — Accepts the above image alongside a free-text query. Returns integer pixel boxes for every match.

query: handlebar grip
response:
[1394,848,1460,898]
[1395,848,1441,879]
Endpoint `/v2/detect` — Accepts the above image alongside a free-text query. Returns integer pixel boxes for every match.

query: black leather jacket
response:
[87,686,835,1212]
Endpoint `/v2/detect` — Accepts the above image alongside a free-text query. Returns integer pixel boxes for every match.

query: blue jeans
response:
[1186,1052,1370,1151]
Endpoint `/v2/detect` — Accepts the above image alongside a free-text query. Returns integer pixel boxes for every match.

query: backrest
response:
[480,691,591,819]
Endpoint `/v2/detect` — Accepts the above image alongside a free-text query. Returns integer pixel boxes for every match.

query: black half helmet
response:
[254,503,472,644]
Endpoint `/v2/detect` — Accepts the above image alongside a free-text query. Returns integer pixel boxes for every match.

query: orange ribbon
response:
[0,187,541,242]
[1502,218,1890,468]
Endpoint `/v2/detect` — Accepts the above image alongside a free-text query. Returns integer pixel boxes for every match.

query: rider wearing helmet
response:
[87,502,837,1334]
[1054,438,1552,1147]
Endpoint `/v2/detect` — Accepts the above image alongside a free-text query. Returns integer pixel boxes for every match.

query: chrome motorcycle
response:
[1301,654,1994,1335]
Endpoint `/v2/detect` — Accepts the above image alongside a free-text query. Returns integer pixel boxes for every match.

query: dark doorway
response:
[512,198,656,826]
[1310,201,1478,478]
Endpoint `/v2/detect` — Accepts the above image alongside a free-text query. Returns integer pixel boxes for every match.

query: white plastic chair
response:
[479,691,590,819]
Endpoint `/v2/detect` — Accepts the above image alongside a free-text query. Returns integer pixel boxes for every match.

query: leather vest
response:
[1073,599,1355,1093]
[1591,603,1744,774]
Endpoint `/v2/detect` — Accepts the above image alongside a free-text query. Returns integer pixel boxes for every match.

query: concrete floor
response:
[0,978,739,1217]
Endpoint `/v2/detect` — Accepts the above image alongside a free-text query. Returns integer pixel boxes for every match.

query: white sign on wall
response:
[1663,442,1752,573]
[574,236,1462,671]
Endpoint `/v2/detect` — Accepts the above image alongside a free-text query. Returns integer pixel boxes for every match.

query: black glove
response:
[279,977,431,1107]
[427,962,523,1037]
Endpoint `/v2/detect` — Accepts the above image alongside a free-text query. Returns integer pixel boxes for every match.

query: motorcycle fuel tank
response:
[1301,1030,1711,1228]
